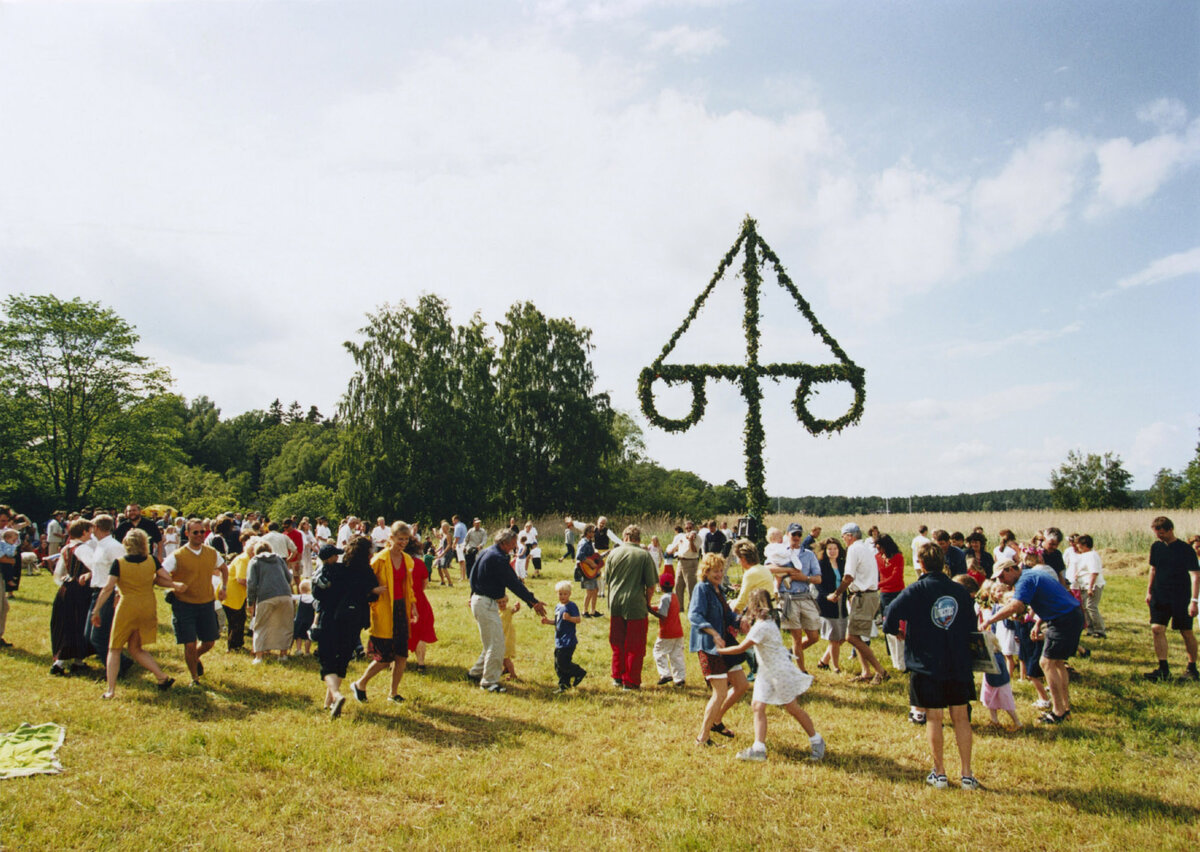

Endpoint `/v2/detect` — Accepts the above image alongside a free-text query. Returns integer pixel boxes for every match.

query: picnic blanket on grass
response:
[0,723,66,779]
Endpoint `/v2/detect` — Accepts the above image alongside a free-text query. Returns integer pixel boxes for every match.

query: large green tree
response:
[1049,449,1134,510]
[493,302,617,516]
[339,295,498,522]
[0,294,178,509]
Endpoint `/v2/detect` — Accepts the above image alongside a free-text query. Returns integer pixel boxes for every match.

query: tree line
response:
[0,294,749,523]
[3,293,1195,522]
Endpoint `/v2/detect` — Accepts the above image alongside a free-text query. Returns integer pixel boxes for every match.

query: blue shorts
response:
[172,600,220,645]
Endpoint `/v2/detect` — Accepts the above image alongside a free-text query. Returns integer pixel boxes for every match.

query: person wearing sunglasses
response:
[162,520,228,686]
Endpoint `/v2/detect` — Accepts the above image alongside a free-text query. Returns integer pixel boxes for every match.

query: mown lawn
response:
[1,551,1197,850]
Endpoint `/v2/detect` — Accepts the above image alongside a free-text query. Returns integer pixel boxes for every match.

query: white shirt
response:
[370,525,390,549]
[910,534,931,568]
[668,531,699,559]
[315,523,331,544]
[1077,551,1105,590]
[993,544,1017,564]
[762,542,793,567]
[262,530,296,559]
[845,538,879,592]
[336,523,353,549]
[78,535,126,588]
[1063,546,1079,587]
[163,543,211,573]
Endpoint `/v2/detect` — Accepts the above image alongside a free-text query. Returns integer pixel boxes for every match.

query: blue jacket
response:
[688,580,732,653]
[882,571,975,681]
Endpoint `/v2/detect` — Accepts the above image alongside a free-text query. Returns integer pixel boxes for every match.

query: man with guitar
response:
[576,524,605,618]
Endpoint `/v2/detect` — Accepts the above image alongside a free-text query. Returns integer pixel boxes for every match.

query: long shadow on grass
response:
[1029,785,1200,823]
[348,704,555,749]
[135,675,324,720]
[780,745,919,781]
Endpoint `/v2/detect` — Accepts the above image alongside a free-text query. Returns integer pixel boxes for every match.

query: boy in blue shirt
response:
[543,580,586,693]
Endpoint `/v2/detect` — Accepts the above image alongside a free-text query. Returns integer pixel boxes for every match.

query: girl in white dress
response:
[717,588,825,762]
[162,520,180,558]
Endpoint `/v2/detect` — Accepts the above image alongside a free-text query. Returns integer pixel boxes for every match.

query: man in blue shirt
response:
[983,558,1084,724]
[452,515,468,583]
[466,530,547,692]
[932,529,966,577]
[800,525,821,553]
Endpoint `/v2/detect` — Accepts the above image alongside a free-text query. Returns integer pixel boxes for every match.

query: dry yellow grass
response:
[2,515,1198,850]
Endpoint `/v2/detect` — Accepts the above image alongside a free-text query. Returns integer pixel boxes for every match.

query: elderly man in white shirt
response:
[830,522,889,684]
[78,514,133,671]
[666,520,701,607]
[370,517,390,552]
[336,516,357,551]
[261,522,297,562]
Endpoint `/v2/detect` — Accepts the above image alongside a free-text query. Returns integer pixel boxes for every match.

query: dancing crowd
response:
[3,502,1198,789]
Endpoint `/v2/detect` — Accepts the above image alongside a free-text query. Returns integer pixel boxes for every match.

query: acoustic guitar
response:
[578,551,606,580]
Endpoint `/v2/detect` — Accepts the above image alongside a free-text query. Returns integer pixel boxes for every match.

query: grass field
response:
[1,531,1198,850]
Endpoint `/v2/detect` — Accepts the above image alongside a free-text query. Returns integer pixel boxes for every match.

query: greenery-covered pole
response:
[740,223,767,520]
[638,216,866,529]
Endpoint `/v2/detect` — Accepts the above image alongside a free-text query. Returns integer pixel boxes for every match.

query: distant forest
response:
[770,488,1158,516]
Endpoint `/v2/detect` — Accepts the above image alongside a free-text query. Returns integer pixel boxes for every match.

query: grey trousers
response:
[468,595,505,687]
[1084,587,1106,635]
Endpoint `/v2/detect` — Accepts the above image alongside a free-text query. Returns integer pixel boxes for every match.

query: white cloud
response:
[1043,96,1079,114]
[1127,420,1196,483]
[1137,97,1188,132]
[890,382,1076,427]
[532,0,743,26]
[647,25,727,57]
[1087,119,1200,217]
[938,439,992,467]
[966,129,1093,262]
[942,321,1082,359]
[811,163,965,308]
[1114,246,1200,291]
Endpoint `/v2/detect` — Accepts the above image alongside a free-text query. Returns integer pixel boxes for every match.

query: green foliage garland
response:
[638,216,866,520]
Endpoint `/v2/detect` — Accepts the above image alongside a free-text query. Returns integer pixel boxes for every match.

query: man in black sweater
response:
[466,530,547,692]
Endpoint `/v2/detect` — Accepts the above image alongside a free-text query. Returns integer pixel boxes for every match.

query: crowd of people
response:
[3,501,1199,788]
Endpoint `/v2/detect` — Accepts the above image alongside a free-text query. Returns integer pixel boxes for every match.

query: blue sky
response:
[1,0,1197,497]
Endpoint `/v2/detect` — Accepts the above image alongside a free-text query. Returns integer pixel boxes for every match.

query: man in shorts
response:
[452,515,468,581]
[883,543,978,789]
[1143,516,1200,682]
[769,524,822,672]
[163,519,227,686]
[983,557,1084,723]
[829,523,888,684]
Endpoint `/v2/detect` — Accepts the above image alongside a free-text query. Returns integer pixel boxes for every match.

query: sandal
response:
[816,662,830,670]
[711,722,735,739]
[694,737,715,747]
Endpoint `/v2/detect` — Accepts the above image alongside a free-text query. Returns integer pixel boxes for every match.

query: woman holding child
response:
[689,552,749,746]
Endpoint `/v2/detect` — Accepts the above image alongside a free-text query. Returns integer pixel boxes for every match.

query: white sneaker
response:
[961,776,982,791]
[736,746,767,762]
[925,770,948,789]
[251,657,264,665]
[1032,698,1052,710]
[809,735,826,761]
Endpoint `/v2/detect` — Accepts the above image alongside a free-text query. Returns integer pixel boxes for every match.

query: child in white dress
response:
[717,589,825,762]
